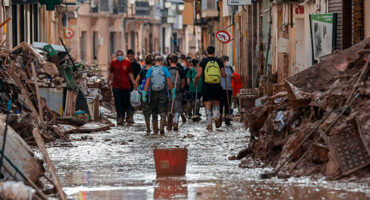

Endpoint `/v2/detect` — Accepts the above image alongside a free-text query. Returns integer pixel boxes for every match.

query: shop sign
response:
[227,0,252,6]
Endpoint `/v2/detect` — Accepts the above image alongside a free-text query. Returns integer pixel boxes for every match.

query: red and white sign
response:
[216,31,231,43]
[64,28,75,39]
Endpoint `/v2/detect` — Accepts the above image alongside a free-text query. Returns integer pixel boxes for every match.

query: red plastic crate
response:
[153,148,188,176]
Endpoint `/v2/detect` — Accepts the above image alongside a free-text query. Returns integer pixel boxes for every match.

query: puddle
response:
[46,111,370,199]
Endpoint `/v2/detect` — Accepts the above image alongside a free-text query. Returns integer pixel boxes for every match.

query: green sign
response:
[39,0,61,10]
[309,13,337,62]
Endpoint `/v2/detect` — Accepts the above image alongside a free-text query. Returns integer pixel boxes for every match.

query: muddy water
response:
[46,113,369,200]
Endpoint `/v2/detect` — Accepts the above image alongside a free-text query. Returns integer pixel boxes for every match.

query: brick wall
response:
[328,0,352,50]
[352,0,364,44]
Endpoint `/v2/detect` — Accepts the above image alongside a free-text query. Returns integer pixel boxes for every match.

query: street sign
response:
[216,31,231,44]
[64,28,74,39]
[227,0,252,6]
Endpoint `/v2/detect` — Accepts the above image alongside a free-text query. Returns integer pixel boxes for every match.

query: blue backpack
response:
[150,66,166,91]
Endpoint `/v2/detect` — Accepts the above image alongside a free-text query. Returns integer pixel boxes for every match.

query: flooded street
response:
[46,113,369,200]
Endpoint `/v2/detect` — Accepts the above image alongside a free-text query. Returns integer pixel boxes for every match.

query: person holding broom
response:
[143,56,174,135]
[186,58,202,119]
[220,56,234,126]
[167,55,186,131]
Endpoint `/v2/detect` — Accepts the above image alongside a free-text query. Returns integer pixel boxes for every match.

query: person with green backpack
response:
[143,56,174,135]
[195,46,226,131]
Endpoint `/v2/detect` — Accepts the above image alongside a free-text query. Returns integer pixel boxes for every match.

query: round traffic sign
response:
[216,31,231,43]
[64,28,75,39]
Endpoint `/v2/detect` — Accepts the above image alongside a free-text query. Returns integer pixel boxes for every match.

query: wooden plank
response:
[9,68,41,121]
[31,63,43,120]
[32,128,66,200]
[0,120,44,182]
[64,90,78,117]
[0,17,11,29]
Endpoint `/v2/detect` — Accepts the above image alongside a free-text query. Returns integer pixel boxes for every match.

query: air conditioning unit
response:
[91,0,97,8]
[3,0,10,6]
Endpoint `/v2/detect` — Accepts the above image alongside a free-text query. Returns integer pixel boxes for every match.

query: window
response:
[100,0,113,13]
[93,31,98,59]
[110,32,116,57]
[80,31,87,61]
[130,31,136,53]
[202,0,216,11]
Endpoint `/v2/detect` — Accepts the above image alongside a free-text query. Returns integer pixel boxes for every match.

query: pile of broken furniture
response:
[239,37,370,180]
[0,40,113,199]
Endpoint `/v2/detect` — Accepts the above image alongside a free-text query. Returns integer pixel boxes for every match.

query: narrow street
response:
[46,110,369,200]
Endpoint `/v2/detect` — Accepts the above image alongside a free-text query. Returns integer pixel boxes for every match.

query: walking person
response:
[195,46,225,131]
[108,50,136,125]
[143,56,174,135]
[167,55,186,131]
[220,56,234,126]
[126,49,142,124]
[135,55,154,135]
[186,59,202,117]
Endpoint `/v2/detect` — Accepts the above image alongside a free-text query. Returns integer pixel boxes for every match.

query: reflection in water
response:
[154,177,187,199]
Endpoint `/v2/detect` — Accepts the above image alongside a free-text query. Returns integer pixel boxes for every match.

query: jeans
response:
[112,88,132,118]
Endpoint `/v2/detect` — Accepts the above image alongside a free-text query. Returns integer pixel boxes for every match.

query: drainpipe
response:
[232,6,236,72]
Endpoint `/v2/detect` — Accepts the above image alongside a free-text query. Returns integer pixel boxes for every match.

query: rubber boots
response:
[126,112,135,124]
[173,123,179,131]
[153,120,158,135]
[213,106,221,128]
[160,115,166,135]
[206,109,212,131]
[145,117,151,135]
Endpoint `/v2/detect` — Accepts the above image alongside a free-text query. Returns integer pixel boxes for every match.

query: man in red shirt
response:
[108,50,136,125]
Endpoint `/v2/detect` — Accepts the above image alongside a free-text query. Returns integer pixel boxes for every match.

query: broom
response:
[167,70,179,131]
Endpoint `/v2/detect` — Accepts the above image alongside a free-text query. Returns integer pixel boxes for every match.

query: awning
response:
[12,0,39,4]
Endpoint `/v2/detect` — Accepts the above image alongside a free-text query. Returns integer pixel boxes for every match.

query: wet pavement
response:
[46,111,370,200]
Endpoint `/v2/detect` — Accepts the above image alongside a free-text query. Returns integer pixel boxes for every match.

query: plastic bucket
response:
[153,148,187,176]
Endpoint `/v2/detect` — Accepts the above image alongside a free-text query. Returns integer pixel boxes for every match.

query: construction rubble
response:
[239,37,370,180]
[0,41,113,199]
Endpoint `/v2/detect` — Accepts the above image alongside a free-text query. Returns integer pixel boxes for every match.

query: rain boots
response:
[213,106,221,128]
[126,112,135,124]
[181,113,187,123]
[117,116,124,126]
[173,123,179,131]
[206,109,213,131]
[225,116,232,126]
[145,117,151,135]
[160,115,166,135]
[153,120,158,135]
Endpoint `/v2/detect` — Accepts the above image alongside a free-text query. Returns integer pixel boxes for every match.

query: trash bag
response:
[0,181,35,200]
[130,90,141,107]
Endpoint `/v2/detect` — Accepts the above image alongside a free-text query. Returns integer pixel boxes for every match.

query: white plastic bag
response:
[130,90,141,107]
[0,181,35,200]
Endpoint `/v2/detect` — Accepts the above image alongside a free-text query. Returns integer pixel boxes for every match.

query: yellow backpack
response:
[204,60,221,84]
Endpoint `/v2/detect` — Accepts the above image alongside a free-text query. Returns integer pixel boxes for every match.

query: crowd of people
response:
[108,46,242,135]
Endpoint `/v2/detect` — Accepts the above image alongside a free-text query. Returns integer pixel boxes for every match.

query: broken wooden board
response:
[87,96,99,121]
[31,63,43,120]
[0,120,44,183]
[58,124,77,134]
[32,128,66,200]
[64,90,78,117]
[76,122,111,133]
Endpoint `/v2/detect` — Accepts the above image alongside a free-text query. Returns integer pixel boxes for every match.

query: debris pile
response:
[0,40,113,199]
[240,37,370,179]
[0,41,112,144]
